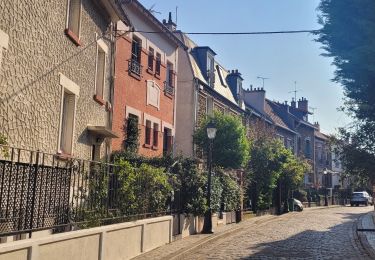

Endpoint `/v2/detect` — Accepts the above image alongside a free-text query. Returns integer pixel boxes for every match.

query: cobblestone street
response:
[182,207,372,259]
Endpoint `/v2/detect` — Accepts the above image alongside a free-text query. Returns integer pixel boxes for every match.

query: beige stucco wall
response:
[175,46,195,158]
[0,0,113,160]
[0,216,173,260]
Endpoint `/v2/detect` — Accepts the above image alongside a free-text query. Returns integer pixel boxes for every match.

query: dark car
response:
[350,191,373,206]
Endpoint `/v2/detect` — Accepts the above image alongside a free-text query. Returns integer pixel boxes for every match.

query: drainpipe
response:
[107,22,116,160]
[192,77,199,157]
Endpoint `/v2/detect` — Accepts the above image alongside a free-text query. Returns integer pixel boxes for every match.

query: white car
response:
[350,191,373,206]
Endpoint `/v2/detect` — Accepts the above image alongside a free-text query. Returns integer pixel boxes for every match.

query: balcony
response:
[164,81,174,96]
[128,59,142,79]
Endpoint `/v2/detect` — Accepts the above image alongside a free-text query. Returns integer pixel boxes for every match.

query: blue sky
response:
[138,0,350,134]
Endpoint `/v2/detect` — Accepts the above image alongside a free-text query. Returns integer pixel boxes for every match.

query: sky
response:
[138,0,351,134]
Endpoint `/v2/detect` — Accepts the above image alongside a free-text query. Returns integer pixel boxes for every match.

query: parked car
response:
[350,191,373,206]
[288,198,304,212]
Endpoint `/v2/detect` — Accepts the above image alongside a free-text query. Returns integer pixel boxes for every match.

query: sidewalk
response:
[132,214,278,260]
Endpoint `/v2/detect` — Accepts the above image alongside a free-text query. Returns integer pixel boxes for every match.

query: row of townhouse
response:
[0,0,343,188]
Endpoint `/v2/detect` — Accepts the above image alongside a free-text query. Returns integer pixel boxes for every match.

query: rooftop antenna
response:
[176,6,178,25]
[257,76,269,89]
[309,106,317,122]
[148,4,161,15]
[288,81,301,101]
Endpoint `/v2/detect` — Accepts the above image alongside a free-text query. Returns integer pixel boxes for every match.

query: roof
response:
[265,100,296,134]
[315,130,329,141]
[180,33,240,108]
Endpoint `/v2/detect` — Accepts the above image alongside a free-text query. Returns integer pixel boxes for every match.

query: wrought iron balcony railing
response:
[164,81,174,96]
[128,59,142,76]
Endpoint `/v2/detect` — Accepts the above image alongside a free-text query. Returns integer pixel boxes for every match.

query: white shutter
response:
[96,49,106,97]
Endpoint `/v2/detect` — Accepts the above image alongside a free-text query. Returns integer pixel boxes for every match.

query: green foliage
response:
[210,174,223,213]
[123,116,139,153]
[169,158,207,216]
[316,1,375,185]
[315,0,375,123]
[293,190,307,202]
[194,112,250,169]
[218,170,241,212]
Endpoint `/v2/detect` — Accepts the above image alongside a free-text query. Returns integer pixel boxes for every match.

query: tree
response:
[316,0,375,187]
[194,112,250,169]
[315,0,375,123]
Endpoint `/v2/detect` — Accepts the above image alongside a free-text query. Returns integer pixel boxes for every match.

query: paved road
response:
[185,206,372,259]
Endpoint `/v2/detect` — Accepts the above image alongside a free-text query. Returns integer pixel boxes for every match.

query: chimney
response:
[291,98,296,108]
[226,69,244,105]
[163,12,177,31]
[298,97,308,112]
[314,122,320,131]
[243,87,266,113]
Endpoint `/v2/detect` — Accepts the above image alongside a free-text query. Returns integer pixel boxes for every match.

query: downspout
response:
[107,21,116,159]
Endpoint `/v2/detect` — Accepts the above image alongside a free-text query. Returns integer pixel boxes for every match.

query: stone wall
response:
[0,0,113,160]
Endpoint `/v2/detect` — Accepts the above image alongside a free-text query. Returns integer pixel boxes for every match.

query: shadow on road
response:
[240,210,369,259]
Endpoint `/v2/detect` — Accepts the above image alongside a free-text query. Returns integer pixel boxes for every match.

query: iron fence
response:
[0,145,178,238]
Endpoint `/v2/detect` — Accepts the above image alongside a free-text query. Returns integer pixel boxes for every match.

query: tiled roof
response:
[265,100,292,131]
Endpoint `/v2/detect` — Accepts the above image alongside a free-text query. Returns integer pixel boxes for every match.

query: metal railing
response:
[164,81,174,96]
[128,59,142,76]
[0,145,178,238]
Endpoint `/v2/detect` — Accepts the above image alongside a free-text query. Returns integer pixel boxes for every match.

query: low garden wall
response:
[0,216,172,260]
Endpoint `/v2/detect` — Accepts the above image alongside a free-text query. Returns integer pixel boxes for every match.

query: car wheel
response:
[365,202,369,206]
[350,204,354,207]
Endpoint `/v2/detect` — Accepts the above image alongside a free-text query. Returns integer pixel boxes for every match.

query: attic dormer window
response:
[207,54,215,87]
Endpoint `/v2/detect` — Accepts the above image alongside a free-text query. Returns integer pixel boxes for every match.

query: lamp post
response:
[323,169,328,206]
[202,121,217,234]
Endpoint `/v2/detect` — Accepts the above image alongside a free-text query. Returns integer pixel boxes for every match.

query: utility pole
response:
[257,76,269,89]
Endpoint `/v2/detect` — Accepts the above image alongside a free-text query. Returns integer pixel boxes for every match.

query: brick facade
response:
[111,13,178,157]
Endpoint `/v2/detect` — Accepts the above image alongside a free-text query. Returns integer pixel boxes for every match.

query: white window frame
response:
[146,80,161,110]
[58,73,80,155]
[95,39,108,98]
[0,29,9,69]
[66,0,82,37]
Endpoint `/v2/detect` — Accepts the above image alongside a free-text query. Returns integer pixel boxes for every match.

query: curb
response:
[356,212,375,259]
[166,215,281,260]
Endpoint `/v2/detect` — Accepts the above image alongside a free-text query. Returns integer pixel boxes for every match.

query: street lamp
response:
[202,121,216,234]
[323,169,328,206]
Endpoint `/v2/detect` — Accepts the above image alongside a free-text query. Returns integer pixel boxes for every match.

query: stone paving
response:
[136,206,373,259]
[183,206,372,259]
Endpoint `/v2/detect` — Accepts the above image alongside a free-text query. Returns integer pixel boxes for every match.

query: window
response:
[207,97,213,115]
[163,127,172,155]
[59,91,76,154]
[155,52,161,76]
[58,73,79,155]
[305,139,311,158]
[165,62,175,95]
[0,29,9,69]
[145,120,152,146]
[95,41,107,99]
[148,47,154,71]
[129,37,142,76]
[153,123,159,147]
[66,0,82,43]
